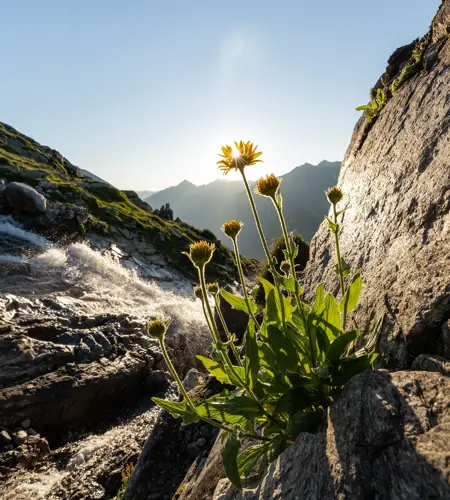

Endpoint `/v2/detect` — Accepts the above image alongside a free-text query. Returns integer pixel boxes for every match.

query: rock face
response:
[213,367,450,500]
[4,182,46,214]
[303,1,450,369]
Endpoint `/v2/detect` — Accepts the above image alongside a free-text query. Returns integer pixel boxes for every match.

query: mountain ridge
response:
[146,160,341,258]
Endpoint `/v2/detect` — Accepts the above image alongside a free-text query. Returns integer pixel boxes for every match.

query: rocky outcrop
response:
[212,366,450,500]
[303,1,450,369]
[4,182,46,214]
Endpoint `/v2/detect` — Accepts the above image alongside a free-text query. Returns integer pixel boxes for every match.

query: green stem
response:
[214,295,243,367]
[159,338,196,410]
[240,169,286,327]
[332,204,346,330]
[272,197,314,366]
[231,236,260,329]
[159,338,269,442]
[198,265,280,425]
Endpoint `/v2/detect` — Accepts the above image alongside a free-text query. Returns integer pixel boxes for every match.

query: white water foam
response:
[0,215,50,249]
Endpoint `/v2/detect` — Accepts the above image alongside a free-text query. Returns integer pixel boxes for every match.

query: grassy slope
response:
[0,122,255,281]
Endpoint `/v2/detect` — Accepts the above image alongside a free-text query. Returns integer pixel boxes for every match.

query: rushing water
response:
[0,216,208,498]
[0,216,205,332]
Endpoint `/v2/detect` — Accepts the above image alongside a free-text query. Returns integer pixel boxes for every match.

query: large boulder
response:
[4,182,46,214]
[303,1,450,369]
[213,367,450,500]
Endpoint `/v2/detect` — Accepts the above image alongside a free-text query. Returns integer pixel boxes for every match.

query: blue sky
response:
[1,0,439,190]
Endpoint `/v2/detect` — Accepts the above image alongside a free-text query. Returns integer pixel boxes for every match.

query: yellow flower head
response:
[326,186,343,205]
[184,240,215,267]
[221,219,244,240]
[217,140,263,175]
[147,317,170,341]
[193,285,203,299]
[207,282,219,296]
[255,173,281,199]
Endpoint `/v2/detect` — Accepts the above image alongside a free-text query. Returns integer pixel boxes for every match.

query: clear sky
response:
[1,0,440,191]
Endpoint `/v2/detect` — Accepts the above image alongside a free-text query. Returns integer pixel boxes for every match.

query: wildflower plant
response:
[152,142,382,490]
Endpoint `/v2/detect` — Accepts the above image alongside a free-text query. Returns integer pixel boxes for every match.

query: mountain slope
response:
[147,161,341,259]
[0,121,253,281]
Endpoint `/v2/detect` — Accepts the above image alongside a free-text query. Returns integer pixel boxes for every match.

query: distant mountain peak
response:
[178,179,196,188]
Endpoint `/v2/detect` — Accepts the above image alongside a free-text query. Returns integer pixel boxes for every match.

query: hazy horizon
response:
[2,0,439,191]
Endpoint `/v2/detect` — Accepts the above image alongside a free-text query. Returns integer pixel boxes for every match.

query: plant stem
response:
[272,197,315,365]
[159,338,196,410]
[332,203,347,330]
[198,265,281,425]
[159,338,269,442]
[231,236,260,329]
[240,169,286,327]
[214,295,243,367]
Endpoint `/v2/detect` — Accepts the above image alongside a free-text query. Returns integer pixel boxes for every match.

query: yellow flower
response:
[147,317,170,341]
[326,186,343,205]
[255,173,281,199]
[207,282,219,296]
[183,240,215,267]
[221,219,244,239]
[217,141,263,175]
[193,285,203,299]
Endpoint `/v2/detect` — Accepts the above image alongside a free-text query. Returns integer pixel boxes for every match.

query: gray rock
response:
[21,419,31,429]
[4,182,47,214]
[411,354,450,376]
[212,370,450,500]
[302,6,450,369]
[182,368,204,391]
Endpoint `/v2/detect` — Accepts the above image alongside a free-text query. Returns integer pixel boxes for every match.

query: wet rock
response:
[4,182,47,214]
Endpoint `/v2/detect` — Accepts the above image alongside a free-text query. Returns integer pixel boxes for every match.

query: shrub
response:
[201,228,218,241]
[253,233,309,305]
[151,141,383,490]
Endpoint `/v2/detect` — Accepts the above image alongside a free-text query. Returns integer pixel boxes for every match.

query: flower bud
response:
[193,285,203,299]
[221,219,244,239]
[255,173,281,199]
[184,240,215,267]
[326,186,343,205]
[207,282,219,296]
[147,317,169,341]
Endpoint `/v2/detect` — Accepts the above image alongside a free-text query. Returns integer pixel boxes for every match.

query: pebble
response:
[0,430,12,446]
[196,437,206,447]
[15,430,28,445]
[21,419,31,429]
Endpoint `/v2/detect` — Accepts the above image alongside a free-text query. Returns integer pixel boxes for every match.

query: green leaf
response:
[245,321,259,390]
[258,276,276,300]
[267,324,299,372]
[196,355,231,384]
[220,289,256,315]
[286,408,323,437]
[326,353,378,386]
[356,104,371,111]
[315,325,331,361]
[340,270,362,315]
[209,396,263,417]
[237,444,268,477]
[312,284,325,316]
[323,294,341,338]
[265,289,281,325]
[327,330,359,361]
[275,272,299,293]
[222,434,242,490]
[257,341,278,375]
[274,387,317,414]
[195,400,246,425]
[152,398,189,417]
[224,365,246,387]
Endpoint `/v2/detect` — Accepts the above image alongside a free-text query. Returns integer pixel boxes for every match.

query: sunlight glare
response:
[232,145,240,158]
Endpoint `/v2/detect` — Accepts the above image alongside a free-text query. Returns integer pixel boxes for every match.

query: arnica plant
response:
[151,141,383,490]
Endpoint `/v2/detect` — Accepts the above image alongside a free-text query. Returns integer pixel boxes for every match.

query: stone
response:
[4,181,47,214]
[14,430,28,445]
[411,354,450,376]
[182,368,204,391]
[0,430,12,448]
[302,6,450,369]
[211,370,450,500]
[21,419,31,429]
